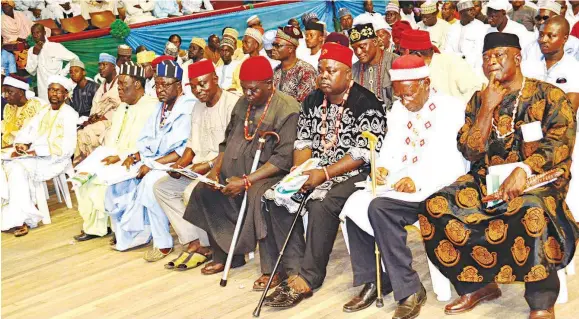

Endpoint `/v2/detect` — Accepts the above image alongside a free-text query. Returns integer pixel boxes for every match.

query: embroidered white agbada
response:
[25,39,78,101]
[1,104,78,230]
[215,60,241,90]
[340,93,467,235]
[417,18,451,50]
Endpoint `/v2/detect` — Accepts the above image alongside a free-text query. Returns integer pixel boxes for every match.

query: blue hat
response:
[156,60,183,81]
[99,53,116,65]
[338,7,352,18]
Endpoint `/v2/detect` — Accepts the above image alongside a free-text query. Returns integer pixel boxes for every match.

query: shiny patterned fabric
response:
[421,78,579,284]
[272,59,316,103]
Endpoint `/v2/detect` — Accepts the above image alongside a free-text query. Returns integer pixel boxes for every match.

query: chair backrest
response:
[60,15,89,33]
[36,19,59,30]
[89,10,116,29]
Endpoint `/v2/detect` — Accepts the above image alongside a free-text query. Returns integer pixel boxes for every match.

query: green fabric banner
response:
[60,35,128,78]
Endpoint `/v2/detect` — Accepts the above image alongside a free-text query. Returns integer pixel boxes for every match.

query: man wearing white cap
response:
[227,28,265,94]
[2,75,78,237]
[44,0,81,23]
[486,0,535,49]
[180,37,206,96]
[445,0,489,73]
[385,1,403,26]
[26,23,78,102]
[246,14,262,29]
[340,54,466,316]
[262,29,281,69]
[523,1,579,61]
[417,1,451,50]
[1,75,44,148]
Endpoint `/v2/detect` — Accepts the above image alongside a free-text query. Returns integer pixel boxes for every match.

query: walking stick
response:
[253,190,312,317]
[220,131,280,287]
[361,131,384,308]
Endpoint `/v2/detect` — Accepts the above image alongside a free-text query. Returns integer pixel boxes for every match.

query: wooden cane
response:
[361,131,384,308]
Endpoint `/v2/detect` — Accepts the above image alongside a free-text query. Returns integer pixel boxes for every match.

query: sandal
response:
[143,247,173,262]
[175,252,212,271]
[201,261,225,275]
[14,224,28,237]
[165,252,189,270]
[253,273,282,291]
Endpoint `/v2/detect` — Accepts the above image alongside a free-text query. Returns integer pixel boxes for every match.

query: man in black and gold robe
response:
[421,33,578,319]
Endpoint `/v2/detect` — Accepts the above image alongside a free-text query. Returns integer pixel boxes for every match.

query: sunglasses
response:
[535,15,550,21]
[272,43,288,49]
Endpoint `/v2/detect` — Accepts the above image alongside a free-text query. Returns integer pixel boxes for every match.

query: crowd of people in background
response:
[2,1,579,319]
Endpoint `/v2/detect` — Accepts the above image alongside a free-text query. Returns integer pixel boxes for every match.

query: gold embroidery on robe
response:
[485,219,508,244]
[544,237,563,264]
[521,207,548,237]
[495,265,516,283]
[506,197,525,216]
[464,213,489,224]
[525,154,546,172]
[456,174,474,183]
[497,115,514,136]
[445,219,471,246]
[547,87,565,104]
[559,100,574,123]
[427,196,449,218]
[523,141,540,157]
[553,145,569,165]
[490,156,505,166]
[521,79,537,100]
[524,265,548,282]
[456,187,479,209]
[418,214,435,240]
[546,126,567,140]
[544,197,557,216]
[457,266,483,282]
[528,99,545,121]
[471,246,498,268]
[506,151,519,163]
[434,240,461,267]
[467,128,485,152]
[459,131,468,145]
[481,185,487,196]
[515,120,525,129]
[511,236,531,266]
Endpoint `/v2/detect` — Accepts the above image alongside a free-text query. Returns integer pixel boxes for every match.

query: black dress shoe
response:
[343,282,378,313]
[392,284,427,319]
[265,286,313,308]
[74,232,100,242]
[264,284,289,305]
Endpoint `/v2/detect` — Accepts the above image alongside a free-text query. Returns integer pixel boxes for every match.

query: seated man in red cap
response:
[399,29,485,103]
[349,23,399,109]
[271,25,317,103]
[422,32,578,319]
[182,56,300,275]
[340,55,467,317]
[152,59,240,268]
[260,42,386,308]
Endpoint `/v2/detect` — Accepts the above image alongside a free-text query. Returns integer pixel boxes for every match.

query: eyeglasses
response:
[535,15,550,21]
[155,80,178,90]
[271,43,288,49]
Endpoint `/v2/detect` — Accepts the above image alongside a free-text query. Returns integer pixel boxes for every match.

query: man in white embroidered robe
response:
[340,55,467,317]
[2,76,77,237]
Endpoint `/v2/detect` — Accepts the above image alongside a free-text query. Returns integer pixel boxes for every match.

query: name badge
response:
[521,121,543,142]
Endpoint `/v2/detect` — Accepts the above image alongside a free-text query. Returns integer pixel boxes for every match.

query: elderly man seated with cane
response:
[421,32,578,319]
[182,56,300,275]
[339,55,468,318]
[259,42,387,308]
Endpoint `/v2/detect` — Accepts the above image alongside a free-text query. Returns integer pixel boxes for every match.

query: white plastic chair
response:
[340,220,452,302]
[36,164,74,224]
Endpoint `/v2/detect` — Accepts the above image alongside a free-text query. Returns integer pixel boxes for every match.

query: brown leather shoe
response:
[253,273,282,291]
[392,284,427,319]
[444,283,501,315]
[343,283,378,313]
[529,307,555,319]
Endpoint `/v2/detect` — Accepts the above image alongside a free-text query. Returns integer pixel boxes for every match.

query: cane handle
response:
[362,131,378,143]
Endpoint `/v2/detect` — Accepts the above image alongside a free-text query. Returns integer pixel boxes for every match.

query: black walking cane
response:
[253,190,312,317]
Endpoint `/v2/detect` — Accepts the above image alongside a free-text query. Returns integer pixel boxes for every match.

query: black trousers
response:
[208,233,246,267]
[260,174,366,289]
[347,197,422,301]
[452,268,560,310]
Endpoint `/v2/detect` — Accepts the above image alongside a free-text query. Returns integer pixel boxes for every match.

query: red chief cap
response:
[319,42,353,68]
[400,29,440,53]
[188,59,215,80]
[239,56,273,81]
[151,55,175,68]
[391,20,412,42]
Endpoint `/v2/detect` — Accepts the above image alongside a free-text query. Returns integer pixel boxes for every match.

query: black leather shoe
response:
[263,284,289,305]
[343,283,378,313]
[265,286,313,308]
[392,284,427,319]
[74,232,100,242]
